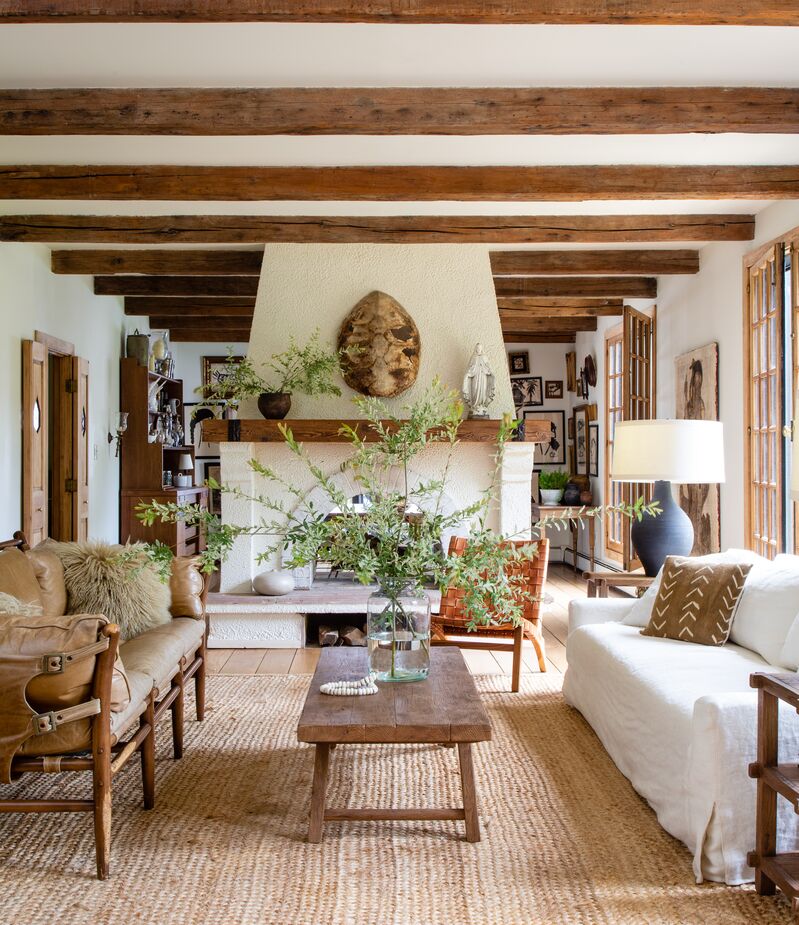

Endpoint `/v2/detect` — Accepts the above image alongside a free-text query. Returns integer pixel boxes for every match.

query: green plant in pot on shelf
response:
[138,380,659,683]
[539,469,570,505]
[199,330,349,420]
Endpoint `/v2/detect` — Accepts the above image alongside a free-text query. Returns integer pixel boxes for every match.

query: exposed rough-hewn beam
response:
[94,276,258,296]
[504,333,577,344]
[491,249,699,276]
[141,306,255,320]
[125,296,256,315]
[5,87,799,135]
[500,306,623,318]
[496,297,624,312]
[2,2,796,25]
[0,214,756,244]
[501,317,598,332]
[168,328,252,343]
[495,277,657,299]
[2,165,797,201]
[149,315,253,330]
[53,248,263,276]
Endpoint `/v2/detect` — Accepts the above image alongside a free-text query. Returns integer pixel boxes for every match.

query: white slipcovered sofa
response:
[563,550,799,885]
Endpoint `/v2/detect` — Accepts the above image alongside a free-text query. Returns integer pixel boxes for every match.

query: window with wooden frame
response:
[744,234,798,559]
[604,307,657,566]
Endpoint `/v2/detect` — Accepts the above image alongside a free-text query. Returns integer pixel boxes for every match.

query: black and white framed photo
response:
[201,354,244,399]
[508,351,530,375]
[511,376,543,409]
[589,423,599,477]
[545,380,564,400]
[183,401,225,457]
[523,409,565,466]
[573,406,590,474]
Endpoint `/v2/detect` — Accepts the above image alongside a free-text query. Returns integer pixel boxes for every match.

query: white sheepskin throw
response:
[45,541,171,641]
[0,592,43,616]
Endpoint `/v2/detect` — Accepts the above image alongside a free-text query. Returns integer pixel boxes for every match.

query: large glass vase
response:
[366,580,431,682]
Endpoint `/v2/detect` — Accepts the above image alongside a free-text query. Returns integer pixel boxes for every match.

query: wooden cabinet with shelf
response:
[119,357,208,554]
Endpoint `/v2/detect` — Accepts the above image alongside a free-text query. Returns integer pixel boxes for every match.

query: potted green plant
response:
[200,330,348,419]
[539,469,569,505]
[139,381,658,683]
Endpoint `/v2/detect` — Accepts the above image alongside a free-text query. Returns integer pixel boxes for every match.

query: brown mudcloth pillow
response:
[642,556,752,646]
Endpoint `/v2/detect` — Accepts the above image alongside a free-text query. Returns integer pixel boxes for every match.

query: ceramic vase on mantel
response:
[366,580,431,682]
[257,392,292,420]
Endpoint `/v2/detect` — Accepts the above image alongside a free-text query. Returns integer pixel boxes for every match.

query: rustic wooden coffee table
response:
[297,647,491,843]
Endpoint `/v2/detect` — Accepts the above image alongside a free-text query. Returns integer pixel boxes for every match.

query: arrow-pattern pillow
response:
[641,556,752,646]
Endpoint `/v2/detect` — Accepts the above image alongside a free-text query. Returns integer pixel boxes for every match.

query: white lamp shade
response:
[177,453,194,472]
[611,419,725,484]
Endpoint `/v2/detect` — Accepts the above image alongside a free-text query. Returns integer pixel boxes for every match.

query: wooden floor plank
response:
[221,649,267,675]
[290,647,322,674]
[257,649,297,674]
[460,648,504,675]
[205,648,235,673]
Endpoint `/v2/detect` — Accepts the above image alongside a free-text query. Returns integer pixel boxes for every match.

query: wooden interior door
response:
[22,340,48,546]
[72,356,90,541]
[621,305,657,570]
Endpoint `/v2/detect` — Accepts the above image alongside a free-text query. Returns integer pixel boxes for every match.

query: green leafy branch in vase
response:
[137,379,660,643]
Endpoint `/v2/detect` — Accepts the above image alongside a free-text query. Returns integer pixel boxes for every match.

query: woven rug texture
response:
[0,673,791,925]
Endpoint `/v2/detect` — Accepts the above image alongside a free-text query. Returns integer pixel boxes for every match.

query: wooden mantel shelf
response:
[201,418,551,444]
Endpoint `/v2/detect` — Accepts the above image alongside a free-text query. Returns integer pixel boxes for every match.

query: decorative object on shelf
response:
[565,351,578,393]
[589,423,599,477]
[524,409,565,465]
[162,470,173,487]
[462,343,496,419]
[154,356,175,378]
[252,570,296,596]
[199,334,347,420]
[147,378,162,412]
[511,375,542,409]
[562,481,581,506]
[584,354,597,387]
[539,469,569,505]
[174,453,194,488]
[508,350,529,374]
[611,419,725,576]
[320,673,379,696]
[367,581,431,682]
[202,354,244,399]
[126,329,149,368]
[675,342,720,555]
[545,380,563,399]
[574,405,590,474]
[338,290,420,397]
[151,330,169,361]
[185,401,223,456]
[107,411,129,457]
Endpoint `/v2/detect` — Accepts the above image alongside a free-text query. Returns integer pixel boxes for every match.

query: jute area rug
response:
[0,674,791,925]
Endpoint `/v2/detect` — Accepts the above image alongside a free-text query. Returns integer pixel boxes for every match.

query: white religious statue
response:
[462,343,496,419]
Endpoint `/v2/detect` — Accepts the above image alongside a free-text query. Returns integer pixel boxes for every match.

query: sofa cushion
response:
[729,557,799,668]
[111,668,153,742]
[169,556,205,619]
[120,617,204,698]
[622,549,765,629]
[0,548,43,610]
[641,557,751,646]
[25,549,66,616]
[45,540,171,642]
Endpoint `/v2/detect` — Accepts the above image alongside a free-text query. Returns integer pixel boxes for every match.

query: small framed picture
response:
[573,406,590,475]
[589,423,600,477]
[197,459,222,515]
[523,409,565,466]
[184,401,225,457]
[545,380,564,400]
[567,416,575,441]
[511,376,543,409]
[202,354,244,399]
[508,351,530,375]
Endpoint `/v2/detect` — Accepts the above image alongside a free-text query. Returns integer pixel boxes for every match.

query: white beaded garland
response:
[320,673,379,696]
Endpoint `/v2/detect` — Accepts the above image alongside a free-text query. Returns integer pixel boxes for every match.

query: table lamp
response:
[176,453,194,488]
[611,419,725,576]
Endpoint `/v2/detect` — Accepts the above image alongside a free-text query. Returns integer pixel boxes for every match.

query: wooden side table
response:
[582,571,655,599]
[748,672,799,905]
[536,505,596,573]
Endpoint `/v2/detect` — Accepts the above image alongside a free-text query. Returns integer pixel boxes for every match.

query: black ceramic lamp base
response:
[630,480,694,577]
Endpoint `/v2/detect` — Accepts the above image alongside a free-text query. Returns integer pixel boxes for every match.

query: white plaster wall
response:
[0,242,149,542]
[247,243,514,419]
[170,340,249,399]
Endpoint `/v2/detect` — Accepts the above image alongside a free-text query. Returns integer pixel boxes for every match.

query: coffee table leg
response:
[308,743,331,843]
[457,743,481,843]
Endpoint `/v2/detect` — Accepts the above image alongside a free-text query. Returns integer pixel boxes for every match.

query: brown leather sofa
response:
[0,531,209,879]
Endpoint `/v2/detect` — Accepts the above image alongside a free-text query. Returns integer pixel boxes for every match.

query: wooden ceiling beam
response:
[490,248,699,276]
[125,296,255,315]
[0,214,755,244]
[168,328,252,343]
[140,305,255,319]
[500,306,623,317]
[5,87,799,135]
[496,297,624,311]
[495,277,657,299]
[2,2,796,25]
[52,248,263,276]
[504,333,577,344]
[501,317,598,332]
[94,275,258,296]
[150,315,253,330]
[2,165,797,201]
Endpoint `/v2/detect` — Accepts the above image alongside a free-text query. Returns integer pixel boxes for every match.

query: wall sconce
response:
[108,412,129,457]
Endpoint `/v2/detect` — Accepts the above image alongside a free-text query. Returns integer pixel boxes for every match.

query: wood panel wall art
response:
[338,290,420,397]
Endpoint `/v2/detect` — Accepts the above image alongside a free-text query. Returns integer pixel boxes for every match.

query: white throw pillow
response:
[620,549,764,629]
[730,556,799,667]
[773,556,799,669]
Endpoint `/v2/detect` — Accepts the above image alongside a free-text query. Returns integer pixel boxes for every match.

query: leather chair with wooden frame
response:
[0,531,209,878]
[432,537,550,692]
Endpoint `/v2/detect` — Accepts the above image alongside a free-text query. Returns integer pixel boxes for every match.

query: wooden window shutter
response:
[72,356,90,542]
[21,340,48,546]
